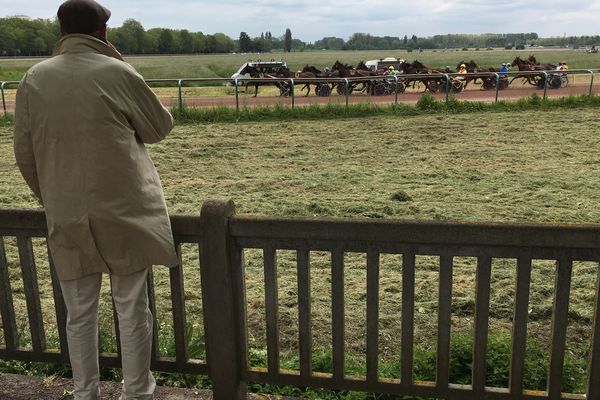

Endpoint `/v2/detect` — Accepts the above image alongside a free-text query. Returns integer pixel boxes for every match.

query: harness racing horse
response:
[398,60,445,92]
[275,66,319,96]
[511,56,550,86]
[236,64,286,97]
[331,60,378,94]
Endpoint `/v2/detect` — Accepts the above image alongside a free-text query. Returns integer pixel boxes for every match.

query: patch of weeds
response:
[415,93,441,111]
[391,190,412,202]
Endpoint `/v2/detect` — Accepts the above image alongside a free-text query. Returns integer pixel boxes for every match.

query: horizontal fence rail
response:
[1,200,600,400]
[3,68,600,116]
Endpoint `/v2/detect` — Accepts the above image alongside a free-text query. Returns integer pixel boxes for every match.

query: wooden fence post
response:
[200,199,246,400]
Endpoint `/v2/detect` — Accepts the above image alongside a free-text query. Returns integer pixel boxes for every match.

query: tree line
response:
[1,16,599,57]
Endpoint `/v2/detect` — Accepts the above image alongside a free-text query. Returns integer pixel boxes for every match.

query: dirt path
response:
[0,373,298,400]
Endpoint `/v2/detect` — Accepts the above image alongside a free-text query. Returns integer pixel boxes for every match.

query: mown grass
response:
[2,48,600,82]
[1,104,599,397]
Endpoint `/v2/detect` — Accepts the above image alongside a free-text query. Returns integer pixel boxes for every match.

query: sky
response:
[2,0,599,42]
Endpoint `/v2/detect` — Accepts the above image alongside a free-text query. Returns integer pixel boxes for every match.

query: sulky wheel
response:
[560,75,568,88]
[450,79,464,93]
[499,77,509,90]
[316,83,332,97]
[426,79,441,93]
[482,78,496,91]
[278,83,291,97]
[370,81,388,96]
[549,75,562,89]
[336,83,353,95]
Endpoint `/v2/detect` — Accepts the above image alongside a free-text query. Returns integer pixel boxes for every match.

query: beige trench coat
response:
[13,34,179,280]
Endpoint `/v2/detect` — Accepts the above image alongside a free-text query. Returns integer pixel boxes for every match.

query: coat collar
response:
[52,34,124,61]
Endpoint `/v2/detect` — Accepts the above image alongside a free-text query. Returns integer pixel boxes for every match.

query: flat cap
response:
[57,0,111,34]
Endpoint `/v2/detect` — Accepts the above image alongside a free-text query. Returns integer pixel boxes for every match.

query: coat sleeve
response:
[13,76,43,204]
[127,70,175,144]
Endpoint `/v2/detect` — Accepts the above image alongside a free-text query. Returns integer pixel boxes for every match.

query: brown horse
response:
[511,56,547,86]
[398,60,445,92]
[330,60,371,94]
[276,66,318,96]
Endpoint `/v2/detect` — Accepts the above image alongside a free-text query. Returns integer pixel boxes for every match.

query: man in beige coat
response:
[13,1,178,398]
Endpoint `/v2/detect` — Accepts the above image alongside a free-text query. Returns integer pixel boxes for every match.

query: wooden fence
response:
[1,199,599,399]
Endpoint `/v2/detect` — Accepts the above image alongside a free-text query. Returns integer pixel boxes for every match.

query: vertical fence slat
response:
[401,252,415,386]
[587,262,600,400]
[0,237,18,353]
[264,246,279,375]
[200,200,246,399]
[509,257,532,398]
[297,249,312,378]
[146,268,160,365]
[472,255,492,393]
[366,250,380,383]
[17,235,45,353]
[332,247,345,381]
[230,245,248,375]
[170,242,187,366]
[547,257,573,399]
[436,254,453,390]
[47,245,69,359]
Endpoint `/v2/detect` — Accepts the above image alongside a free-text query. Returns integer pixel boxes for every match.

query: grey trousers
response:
[59,268,156,400]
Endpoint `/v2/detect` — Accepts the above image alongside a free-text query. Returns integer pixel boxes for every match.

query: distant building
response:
[6,15,32,20]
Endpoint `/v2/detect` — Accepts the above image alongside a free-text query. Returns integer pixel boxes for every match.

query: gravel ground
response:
[0,374,297,400]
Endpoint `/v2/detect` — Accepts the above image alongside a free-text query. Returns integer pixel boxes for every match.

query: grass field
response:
[1,106,599,393]
[2,48,600,82]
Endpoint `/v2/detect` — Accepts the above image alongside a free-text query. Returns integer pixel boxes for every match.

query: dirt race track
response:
[2,84,597,113]
[163,84,595,108]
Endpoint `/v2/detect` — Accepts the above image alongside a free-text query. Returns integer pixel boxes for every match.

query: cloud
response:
[1,0,598,41]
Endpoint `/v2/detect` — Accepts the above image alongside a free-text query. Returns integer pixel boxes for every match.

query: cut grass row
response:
[0,103,599,396]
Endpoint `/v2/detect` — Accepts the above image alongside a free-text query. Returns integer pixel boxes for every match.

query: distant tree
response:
[403,35,408,46]
[239,31,252,52]
[284,28,292,52]
[157,29,173,54]
[213,33,235,53]
[120,18,145,53]
[179,30,194,53]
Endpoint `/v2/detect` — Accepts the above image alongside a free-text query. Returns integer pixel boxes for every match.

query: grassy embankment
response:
[1,105,599,397]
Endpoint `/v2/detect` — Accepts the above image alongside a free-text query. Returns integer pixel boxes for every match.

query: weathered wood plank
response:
[510,257,532,398]
[547,257,573,399]
[17,235,45,353]
[436,254,453,389]
[170,242,187,365]
[366,250,380,383]
[473,256,492,393]
[199,199,246,399]
[264,246,279,375]
[230,245,249,374]
[401,251,415,386]
[587,262,600,400]
[297,249,312,378]
[332,247,345,381]
[0,237,18,353]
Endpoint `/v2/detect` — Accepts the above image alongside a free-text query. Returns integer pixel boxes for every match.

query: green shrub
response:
[415,93,441,111]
